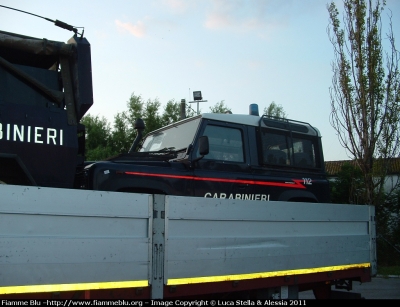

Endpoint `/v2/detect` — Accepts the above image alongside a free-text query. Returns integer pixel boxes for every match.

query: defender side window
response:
[260,128,320,168]
[201,125,244,162]
[262,133,289,165]
[292,138,317,167]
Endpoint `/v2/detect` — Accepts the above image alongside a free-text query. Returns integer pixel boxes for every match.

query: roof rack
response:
[259,115,320,136]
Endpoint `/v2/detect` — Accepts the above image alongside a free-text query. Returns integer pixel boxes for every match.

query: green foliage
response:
[112,93,164,153]
[161,100,181,126]
[377,265,400,276]
[80,114,116,161]
[111,112,132,153]
[330,162,364,204]
[121,93,154,137]
[263,102,287,118]
[376,189,400,266]
[209,100,231,113]
[330,162,400,266]
[142,97,162,133]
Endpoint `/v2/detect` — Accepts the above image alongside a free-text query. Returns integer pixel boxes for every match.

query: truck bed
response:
[0,185,376,299]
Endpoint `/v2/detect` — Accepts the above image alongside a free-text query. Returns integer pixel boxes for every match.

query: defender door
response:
[192,121,254,200]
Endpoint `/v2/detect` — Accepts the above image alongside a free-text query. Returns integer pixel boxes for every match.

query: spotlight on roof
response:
[189,90,207,115]
[193,91,202,101]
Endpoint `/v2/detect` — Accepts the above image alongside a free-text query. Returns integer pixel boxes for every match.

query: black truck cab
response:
[0,31,93,188]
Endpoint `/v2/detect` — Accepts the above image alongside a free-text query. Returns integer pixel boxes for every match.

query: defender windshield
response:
[140,118,201,152]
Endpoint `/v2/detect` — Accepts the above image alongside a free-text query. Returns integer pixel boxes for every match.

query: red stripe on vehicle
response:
[124,171,306,189]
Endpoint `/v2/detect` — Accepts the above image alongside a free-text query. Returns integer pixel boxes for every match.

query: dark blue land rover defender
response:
[84,106,330,203]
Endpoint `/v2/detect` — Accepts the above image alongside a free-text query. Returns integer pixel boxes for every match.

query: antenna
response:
[0,4,84,37]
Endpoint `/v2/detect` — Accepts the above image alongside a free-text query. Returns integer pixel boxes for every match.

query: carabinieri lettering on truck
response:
[0,123,64,145]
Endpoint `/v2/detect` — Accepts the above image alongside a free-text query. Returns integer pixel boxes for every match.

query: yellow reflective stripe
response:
[0,280,148,295]
[0,263,371,293]
[167,263,371,286]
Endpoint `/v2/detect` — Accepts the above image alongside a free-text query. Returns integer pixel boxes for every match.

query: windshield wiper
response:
[157,147,176,152]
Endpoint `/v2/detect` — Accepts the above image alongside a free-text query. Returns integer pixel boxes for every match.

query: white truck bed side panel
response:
[165,196,372,282]
[0,185,152,288]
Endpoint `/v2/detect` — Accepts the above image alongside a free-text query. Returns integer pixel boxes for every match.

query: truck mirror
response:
[192,136,209,164]
[198,136,209,156]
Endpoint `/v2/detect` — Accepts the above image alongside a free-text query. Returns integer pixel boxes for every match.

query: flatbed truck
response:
[0,25,377,300]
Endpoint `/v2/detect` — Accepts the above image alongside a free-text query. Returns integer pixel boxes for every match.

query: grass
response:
[377,266,400,276]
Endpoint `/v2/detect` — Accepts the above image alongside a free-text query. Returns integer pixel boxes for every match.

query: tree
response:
[327,0,400,205]
[81,114,115,160]
[330,162,364,204]
[263,102,287,118]
[121,93,162,137]
[161,99,181,126]
[375,188,400,266]
[109,93,198,154]
[111,112,132,153]
[110,93,143,154]
[209,100,231,113]
[329,162,400,266]
[112,93,163,153]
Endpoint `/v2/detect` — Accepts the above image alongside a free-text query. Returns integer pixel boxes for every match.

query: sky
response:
[1,0,399,161]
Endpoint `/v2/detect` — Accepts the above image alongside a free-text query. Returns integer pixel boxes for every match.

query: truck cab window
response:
[201,125,244,162]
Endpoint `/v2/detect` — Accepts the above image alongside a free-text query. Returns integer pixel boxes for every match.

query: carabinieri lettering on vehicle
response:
[0,123,64,145]
[204,193,270,201]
